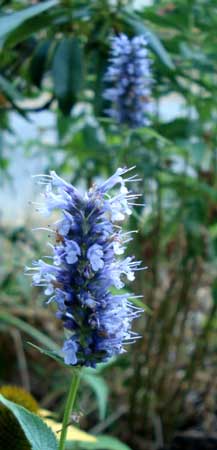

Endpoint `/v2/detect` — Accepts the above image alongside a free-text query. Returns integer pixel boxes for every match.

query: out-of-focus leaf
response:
[134,126,171,144]
[82,124,105,151]
[27,342,65,366]
[0,157,8,170]
[211,279,217,305]
[210,224,217,239]
[157,118,189,140]
[57,113,72,140]
[81,372,109,420]
[120,10,174,70]
[6,16,53,48]
[40,411,97,443]
[71,6,92,21]
[0,75,22,101]
[187,141,206,165]
[0,395,58,450]
[0,312,59,351]
[92,51,108,116]
[130,297,152,314]
[141,9,186,30]
[72,435,133,450]
[0,78,27,118]
[52,37,84,114]
[0,0,57,47]
[29,39,51,88]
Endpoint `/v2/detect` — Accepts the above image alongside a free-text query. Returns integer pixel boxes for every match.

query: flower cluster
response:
[26,168,143,367]
[103,33,153,128]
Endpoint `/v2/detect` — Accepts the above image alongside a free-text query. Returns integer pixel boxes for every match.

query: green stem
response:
[58,370,81,450]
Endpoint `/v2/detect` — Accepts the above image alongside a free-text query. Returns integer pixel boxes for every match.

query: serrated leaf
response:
[0,0,57,47]
[0,395,58,450]
[52,37,84,114]
[81,373,109,420]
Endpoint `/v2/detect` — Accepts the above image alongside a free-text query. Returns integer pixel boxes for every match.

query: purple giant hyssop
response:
[26,168,143,367]
[104,34,153,127]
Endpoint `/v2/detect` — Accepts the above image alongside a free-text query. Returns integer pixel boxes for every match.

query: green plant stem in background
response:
[58,369,81,450]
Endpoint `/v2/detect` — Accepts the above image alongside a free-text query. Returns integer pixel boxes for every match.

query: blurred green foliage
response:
[1,1,217,449]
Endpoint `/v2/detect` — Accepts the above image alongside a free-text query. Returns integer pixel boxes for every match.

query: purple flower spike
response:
[87,244,104,271]
[103,34,153,128]
[65,240,81,264]
[26,168,144,367]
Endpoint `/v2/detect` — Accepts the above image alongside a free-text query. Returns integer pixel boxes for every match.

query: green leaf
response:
[27,342,66,366]
[0,0,57,47]
[67,435,133,450]
[134,126,171,144]
[0,395,58,450]
[0,157,8,170]
[0,75,22,101]
[0,77,28,118]
[92,51,108,116]
[52,37,84,114]
[121,10,174,70]
[6,15,53,48]
[187,141,206,165]
[28,342,110,421]
[81,373,109,420]
[29,39,51,87]
[129,297,152,314]
[211,279,217,305]
[0,311,59,351]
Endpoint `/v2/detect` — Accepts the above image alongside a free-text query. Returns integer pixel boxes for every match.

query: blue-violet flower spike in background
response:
[26,168,144,367]
[103,34,153,128]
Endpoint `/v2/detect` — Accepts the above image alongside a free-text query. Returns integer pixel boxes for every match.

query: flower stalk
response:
[58,369,81,450]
